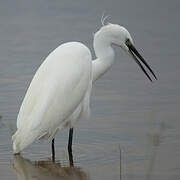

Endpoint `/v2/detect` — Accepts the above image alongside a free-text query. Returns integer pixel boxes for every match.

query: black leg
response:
[52,138,55,162]
[68,128,73,153]
[68,150,74,167]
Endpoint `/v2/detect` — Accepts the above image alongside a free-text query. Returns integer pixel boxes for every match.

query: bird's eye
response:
[125,38,131,47]
[125,38,130,43]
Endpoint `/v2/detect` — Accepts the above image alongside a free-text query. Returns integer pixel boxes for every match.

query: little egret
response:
[12,22,157,158]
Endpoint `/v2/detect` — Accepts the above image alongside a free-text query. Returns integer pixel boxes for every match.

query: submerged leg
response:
[68,128,73,153]
[52,138,55,162]
[68,150,74,167]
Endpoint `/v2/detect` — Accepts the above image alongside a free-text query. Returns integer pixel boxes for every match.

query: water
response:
[0,0,180,179]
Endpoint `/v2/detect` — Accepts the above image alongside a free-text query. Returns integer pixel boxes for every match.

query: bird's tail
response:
[12,128,37,154]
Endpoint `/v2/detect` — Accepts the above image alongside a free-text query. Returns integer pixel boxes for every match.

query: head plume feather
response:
[101,12,111,26]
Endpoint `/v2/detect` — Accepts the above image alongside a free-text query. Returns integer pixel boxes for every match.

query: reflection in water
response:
[146,119,166,180]
[0,115,3,129]
[13,155,88,180]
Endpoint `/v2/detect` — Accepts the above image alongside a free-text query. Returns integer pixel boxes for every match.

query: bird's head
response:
[95,23,157,81]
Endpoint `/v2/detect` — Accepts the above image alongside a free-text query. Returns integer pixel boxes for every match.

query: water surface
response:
[0,0,180,179]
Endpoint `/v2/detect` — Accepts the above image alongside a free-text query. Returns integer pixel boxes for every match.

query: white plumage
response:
[12,42,92,153]
[12,23,156,154]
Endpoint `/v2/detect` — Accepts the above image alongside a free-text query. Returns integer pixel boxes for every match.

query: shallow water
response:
[0,0,180,179]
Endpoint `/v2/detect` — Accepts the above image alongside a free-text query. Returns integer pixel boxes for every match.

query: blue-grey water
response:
[0,0,180,179]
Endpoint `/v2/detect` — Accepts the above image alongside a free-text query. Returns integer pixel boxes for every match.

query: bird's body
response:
[13,42,92,153]
[12,23,156,155]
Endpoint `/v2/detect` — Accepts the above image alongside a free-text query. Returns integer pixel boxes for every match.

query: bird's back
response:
[12,42,92,153]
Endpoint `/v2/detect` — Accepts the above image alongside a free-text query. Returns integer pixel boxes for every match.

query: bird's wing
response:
[17,42,92,137]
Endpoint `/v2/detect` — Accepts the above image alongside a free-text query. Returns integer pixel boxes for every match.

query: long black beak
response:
[126,39,157,82]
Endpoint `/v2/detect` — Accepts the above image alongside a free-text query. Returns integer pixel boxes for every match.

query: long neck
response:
[92,32,115,82]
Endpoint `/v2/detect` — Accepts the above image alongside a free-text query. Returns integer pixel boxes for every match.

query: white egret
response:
[12,22,157,158]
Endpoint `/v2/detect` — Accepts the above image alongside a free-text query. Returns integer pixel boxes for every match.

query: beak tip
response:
[153,74,158,81]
